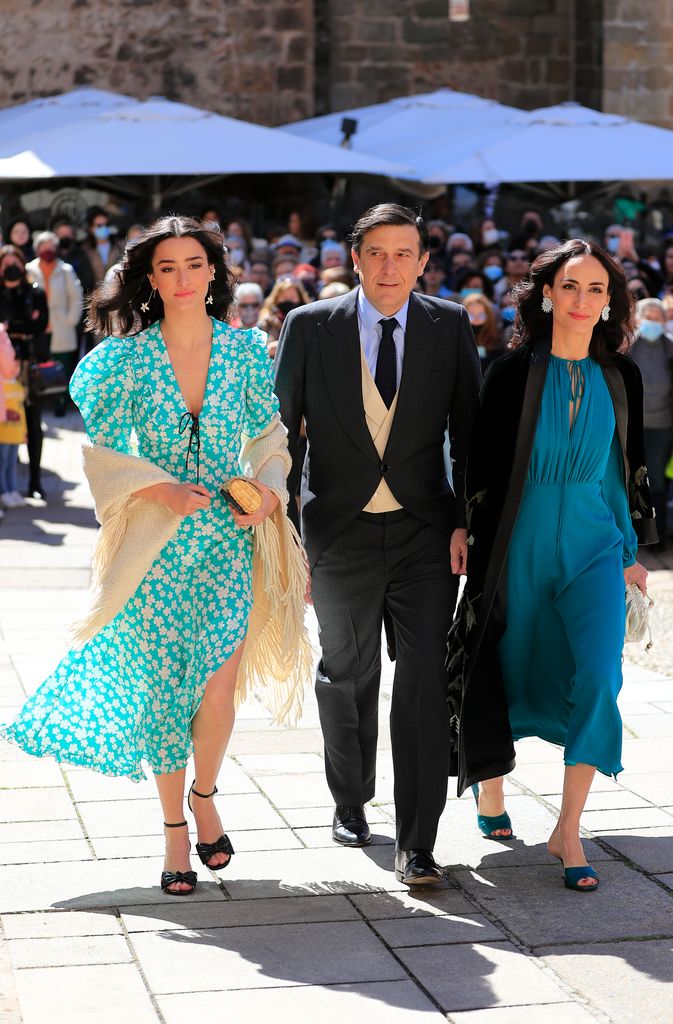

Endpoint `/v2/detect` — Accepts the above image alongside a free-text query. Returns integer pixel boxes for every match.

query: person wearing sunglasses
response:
[231,282,263,329]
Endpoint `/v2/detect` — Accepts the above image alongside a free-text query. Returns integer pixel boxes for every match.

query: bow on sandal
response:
[161,821,198,896]
[188,780,235,870]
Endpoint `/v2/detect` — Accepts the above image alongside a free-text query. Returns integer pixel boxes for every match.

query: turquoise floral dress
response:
[1,318,278,781]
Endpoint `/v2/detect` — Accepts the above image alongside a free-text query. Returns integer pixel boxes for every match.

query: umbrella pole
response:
[150,175,162,214]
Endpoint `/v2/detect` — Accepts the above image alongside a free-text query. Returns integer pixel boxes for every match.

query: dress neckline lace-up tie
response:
[179,411,201,484]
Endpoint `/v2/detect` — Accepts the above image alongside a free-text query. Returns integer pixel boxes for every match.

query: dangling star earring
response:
[141,287,156,313]
[601,304,610,321]
[206,269,215,306]
[541,295,553,313]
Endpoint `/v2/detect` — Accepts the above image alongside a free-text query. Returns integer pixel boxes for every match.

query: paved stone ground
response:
[0,411,672,1024]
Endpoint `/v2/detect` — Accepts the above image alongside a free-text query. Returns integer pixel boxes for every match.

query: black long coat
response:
[448,337,658,796]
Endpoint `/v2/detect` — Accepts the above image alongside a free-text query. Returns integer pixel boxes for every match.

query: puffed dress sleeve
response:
[602,430,638,568]
[242,327,280,438]
[69,336,135,454]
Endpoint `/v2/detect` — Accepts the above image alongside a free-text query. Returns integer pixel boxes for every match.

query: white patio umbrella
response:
[0,89,412,182]
[283,89,524,176]
[418,103,673,184]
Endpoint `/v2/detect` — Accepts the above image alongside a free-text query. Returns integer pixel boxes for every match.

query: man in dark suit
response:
[274,204,481,885]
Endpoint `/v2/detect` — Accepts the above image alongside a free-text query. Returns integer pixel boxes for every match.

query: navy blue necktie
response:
[375,317,398,408]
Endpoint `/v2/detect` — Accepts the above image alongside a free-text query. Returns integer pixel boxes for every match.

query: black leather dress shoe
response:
[395,848,443,886]
[332,805,372,847]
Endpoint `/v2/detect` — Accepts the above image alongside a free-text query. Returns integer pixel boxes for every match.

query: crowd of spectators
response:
[0,200,671,547]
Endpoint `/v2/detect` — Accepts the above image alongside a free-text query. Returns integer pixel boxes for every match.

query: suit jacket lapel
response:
[384,292,439,456]
[318,289,380,464]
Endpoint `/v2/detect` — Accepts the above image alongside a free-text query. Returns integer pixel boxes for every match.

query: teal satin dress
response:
[498,355,637,778]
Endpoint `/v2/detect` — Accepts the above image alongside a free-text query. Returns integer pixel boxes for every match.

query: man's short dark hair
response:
[350,204,429,255]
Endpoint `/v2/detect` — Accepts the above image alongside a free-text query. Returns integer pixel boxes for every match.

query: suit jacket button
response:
[380,462,389,474]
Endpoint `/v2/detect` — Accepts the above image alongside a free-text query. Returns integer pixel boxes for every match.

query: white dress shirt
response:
[356,288,409,392]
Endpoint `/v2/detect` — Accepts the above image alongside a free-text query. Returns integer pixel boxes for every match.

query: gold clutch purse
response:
[220,477,264,515]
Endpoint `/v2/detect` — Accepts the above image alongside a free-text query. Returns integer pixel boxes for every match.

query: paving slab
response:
[252,771,334,807]
[453,861,673,945]
[618,770,673,805]
[579,806,673,831]
[157,980,444,1024]
[0,818,84,843]
[77,792,287,837]
[0,857,229,913]
[130,919,405,994]
[234,752,325,773]
[279,804,390,827]
[7,933,133,968]
[122,893,360,932]
[0,787,77,823]
[350,889,475,919]
[12,963,159,1024]
[449,1006,600,1024]
[91,826,302,859]
[0,758,66,788]
[541,939,673,1024]
[544,789,651,811]
[0,838,93,865]
[369,911,506,947]
[596,827,673,873]
[1,910,121,939]
[395,941,567,1013]
[220,845,410,900]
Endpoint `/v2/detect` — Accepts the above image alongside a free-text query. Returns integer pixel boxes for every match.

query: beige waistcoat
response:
[360,347,403,513]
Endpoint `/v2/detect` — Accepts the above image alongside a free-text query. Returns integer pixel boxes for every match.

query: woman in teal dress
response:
[1,216,294,895]
[450,239,656,892]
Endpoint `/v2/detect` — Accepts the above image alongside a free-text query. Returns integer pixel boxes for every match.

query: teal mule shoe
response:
[471,783,515,840]
[563,865,599,892]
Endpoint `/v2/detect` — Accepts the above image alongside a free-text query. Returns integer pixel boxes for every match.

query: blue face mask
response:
[93,224,110,241]
[639,320,664,342]
[606,235,620,254]
[501,306,516,323]
[483,265,504,282]
[460,286,481,298]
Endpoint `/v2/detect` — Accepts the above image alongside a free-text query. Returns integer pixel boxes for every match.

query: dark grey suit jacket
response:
[274,287,481,568]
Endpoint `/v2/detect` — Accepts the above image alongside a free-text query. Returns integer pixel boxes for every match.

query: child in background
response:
[0,324,23,511]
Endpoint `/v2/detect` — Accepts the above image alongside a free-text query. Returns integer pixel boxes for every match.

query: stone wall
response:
[603,0,673,128]
[1,0,673,131]
[0,0,314,126]
[320,0,576,116]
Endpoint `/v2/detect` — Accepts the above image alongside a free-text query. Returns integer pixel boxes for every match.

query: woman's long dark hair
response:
[511,238,636,361]
[87,215,237,336]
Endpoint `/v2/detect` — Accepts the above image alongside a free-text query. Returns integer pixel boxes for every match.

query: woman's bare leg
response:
[474,776,512,837]
[154,767,191,892]
[189,639,246,867]
[547,763,597,888]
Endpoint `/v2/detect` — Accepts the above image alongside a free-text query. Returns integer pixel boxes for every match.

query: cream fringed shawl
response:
[71,414,313,725]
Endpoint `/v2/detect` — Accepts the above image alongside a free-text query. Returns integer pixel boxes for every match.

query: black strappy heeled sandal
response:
[188,780,235,871]
[161,820,198,896]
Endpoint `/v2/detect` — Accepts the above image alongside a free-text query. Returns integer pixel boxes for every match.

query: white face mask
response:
[482,228,499,246]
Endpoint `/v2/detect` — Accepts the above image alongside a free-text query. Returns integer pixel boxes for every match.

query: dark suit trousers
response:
[310,510,458,851]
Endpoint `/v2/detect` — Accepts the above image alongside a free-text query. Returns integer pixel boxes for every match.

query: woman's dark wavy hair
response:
[87,215,236,336]
[510,238,636,361]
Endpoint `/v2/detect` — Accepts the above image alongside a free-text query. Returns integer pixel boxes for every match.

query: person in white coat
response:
[27,232,83,415]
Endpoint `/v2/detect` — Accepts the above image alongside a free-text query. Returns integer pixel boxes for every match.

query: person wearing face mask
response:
[258,278,311,358]
[231,282,264,330]
[26,233,83,417]
[82,206,122,287]
[478,251,508,301]
[0,245,49,498]
[630,298,673,550]
[453,267,493,302]
[52,218,96,295]
[472,217,502,255]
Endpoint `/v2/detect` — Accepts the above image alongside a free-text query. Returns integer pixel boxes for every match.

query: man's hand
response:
[450,528,468,576]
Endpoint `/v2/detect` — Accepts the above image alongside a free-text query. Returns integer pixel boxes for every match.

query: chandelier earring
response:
[140,287,156,314]
[206,268,215,306]
[601,304,610,321]
[541,295,553,314]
